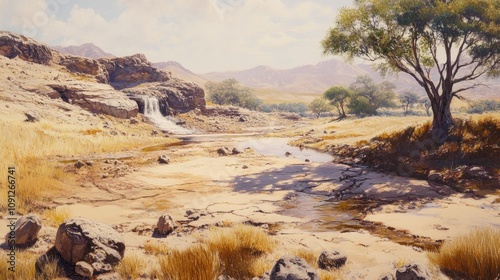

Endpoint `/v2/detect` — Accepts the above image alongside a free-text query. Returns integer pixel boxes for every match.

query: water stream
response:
[142,96,193,134]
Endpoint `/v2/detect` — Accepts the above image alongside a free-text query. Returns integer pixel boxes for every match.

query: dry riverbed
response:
[2,127,498,279]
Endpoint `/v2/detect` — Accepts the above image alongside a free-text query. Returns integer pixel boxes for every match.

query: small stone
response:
[427,170,442,182]
[217,147,231,156]
[232,148,242,155]
[242,165,249,169]
[285,152,292,157]
[85,160,94,166]
[74,160,85,169]
[25,111,40,122]
[305,159,310,162]
[129,117,139,124]
[158,155,170,164]
[238,116,246,122]
[156,213,175,235]
[396,263,429,280]
[76,261,94,278]
[317,250,347,270]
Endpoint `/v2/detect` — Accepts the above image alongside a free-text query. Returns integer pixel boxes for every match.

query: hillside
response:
[52,43,115,59]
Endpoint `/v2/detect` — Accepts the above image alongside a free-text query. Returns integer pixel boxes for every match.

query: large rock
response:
[55,217,125,274]
[4,214,42,246]
[48,82,138,118]
[59,55,109,83]
[0,31,53,64]
[99,54,171,88]
[125,78,206,115]
[270,256,320,280]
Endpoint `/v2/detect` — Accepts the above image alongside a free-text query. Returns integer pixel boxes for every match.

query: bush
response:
[260,102,308,116]
[428,227,500,280]
[205,79,263,110]
[467,99,500,114]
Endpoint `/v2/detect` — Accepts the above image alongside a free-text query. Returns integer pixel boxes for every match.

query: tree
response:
[309,98,331,118]
[421,99,432,116]
[205,79,262,110]
[323,86,351,118]
[322,0,500,135]
[399,91,421,115]
[348,75,397,116]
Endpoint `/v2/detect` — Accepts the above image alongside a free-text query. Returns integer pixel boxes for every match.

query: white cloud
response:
[0,0,352,72]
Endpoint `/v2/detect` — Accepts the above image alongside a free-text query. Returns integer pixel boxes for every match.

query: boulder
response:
[156,213,175,235]
[396,263,429,280]
[74,160,85,169]
[55,218,125,274]
[5,214,42,246]
[464,166,489,179]
[317,250,347,270]
[232,148,243,155]
[25,111,40,122]
[48,82,138,119]
[0,31,53,64]
[270,256,320,280]
[158,155,170,164]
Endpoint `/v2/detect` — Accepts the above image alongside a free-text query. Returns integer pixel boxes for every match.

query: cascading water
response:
[142,96,193,134]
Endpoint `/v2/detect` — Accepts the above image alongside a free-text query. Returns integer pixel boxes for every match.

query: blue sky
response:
[0,0,355,72]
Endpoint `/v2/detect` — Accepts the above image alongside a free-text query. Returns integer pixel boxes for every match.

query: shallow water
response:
[235,137,333,163]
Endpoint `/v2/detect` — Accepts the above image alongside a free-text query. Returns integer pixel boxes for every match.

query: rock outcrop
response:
[125,79,206,115]
[4,214,42,246]
[59,55,109,83]
[0,31,53,64]
[48,82,138,119]
[99,54,171,88]
[55,218,126,275]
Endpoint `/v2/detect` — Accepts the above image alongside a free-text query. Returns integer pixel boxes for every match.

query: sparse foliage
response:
[348,75,397,116]
[205,79,262,110]
[260,102,308,116]
[309,98,331,118]
[323,0,500,133]
[323,86,351,117]
[467,99,500,114]
[399,91,421,116]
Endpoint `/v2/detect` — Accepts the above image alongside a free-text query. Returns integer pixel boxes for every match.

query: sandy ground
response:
[2,131,498,279]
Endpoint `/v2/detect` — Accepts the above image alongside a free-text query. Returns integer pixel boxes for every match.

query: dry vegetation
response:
[159,244,222,280]
[0,116,173,213]
[42,206,71,227]
[0,250,62,280]
[428,227,500,280]
[294,248,344,280]
[115,252,147,279]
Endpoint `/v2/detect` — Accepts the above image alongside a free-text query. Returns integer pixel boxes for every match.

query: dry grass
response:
[428,227,500,280]
[42,206,71,227]
[294,248,318,268]
[0,250,62,280]
[319,270,344,280]
[115,252,147,279]
[0,117,171,213]
[144,240,169,256]
[204,224,277,279]
[158,244,222,280]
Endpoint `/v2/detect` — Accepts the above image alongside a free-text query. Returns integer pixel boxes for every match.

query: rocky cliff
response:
[0,31,206,118]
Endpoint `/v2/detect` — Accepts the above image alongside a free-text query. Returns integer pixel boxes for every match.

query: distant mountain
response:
[201,59,500,100]
[153,61,209,86]
[52,43,115,59]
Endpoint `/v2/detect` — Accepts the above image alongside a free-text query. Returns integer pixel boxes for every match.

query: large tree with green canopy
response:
[322,0,499,135]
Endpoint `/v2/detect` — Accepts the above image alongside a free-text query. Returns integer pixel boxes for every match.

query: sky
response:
[0,0,355,73]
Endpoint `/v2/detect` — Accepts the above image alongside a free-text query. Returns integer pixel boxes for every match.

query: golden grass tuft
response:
[158,244,222,280]
[0,250,62,280]
[115,253,146,279]
[428,227,500,280]
[294,248,318,268]
[42,206,71,227]
[144,240,169,256]
[205,224,277,279]
[81,128,103,135]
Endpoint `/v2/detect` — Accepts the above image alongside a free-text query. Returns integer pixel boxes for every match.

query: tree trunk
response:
[431,94,454,140]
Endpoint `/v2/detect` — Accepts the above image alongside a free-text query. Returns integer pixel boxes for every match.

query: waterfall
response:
[142,96,192,134]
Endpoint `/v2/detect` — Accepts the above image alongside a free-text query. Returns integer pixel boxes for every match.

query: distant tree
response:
[348,75,397,116]
[323,86,351,118]
[309,98,331,118]
[467,99,500,114]
[399,91,421,116]
[205,79,262,110]
[421,99,432,117]
[260,102,308,116]
[322,0,500,135]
